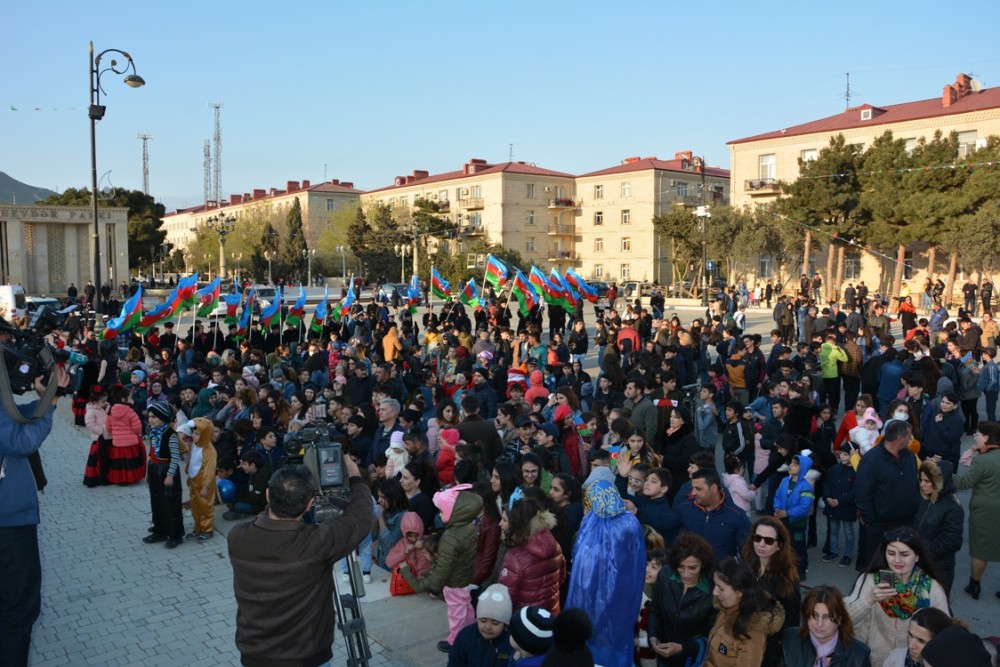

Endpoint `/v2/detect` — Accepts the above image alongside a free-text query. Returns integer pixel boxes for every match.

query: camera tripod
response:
[332,551,372,667]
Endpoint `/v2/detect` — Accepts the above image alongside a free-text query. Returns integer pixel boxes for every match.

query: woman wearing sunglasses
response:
[780,585,871,667]
[740,516,801,665]
[845,526,950,666]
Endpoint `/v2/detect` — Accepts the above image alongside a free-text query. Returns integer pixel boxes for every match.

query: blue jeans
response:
[570,353,586,365]
[232,501,257,515]
[341,532,373,574]
[985,390,999,423]
[597,345,607,372]
[829,518,855,559]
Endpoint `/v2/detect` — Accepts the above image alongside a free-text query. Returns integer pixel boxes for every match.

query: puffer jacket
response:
[704,599,785,667]
[498,510,566,613]
[85,402,108,440]
[915,460,964,592]
[780,627,871,667]
[106,403,142,447]
[401,490,482,594]
[386,512,432,578]
[471,512,501,585]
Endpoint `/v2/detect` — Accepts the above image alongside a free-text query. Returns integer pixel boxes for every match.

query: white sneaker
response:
[363,573,372,584]
[341,573,350,583]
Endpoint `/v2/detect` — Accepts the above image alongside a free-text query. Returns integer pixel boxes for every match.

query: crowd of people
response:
[45,274,1000,666]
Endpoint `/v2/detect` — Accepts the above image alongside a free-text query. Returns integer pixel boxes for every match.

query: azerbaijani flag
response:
[103,285,144,340]
[222,289,242,324]
[286,286,307,326]
[310,288,329,334]
[459,278,480,307]
[566,267,598,303]
[135,299,176,334]
[195,277,222,317]
[431,266,451,300]
[407,275,421,315]
[234,298,252,339]
[338,276,356,318]
[176,273,200,311]
[484,254,508,288]
[511,270,537,317]
[260,287,282,330]
[552,269,579,313]
[529,266,562,306]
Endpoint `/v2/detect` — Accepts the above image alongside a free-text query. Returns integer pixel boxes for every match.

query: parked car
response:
[378,283,421,306]
[25,296,63,317]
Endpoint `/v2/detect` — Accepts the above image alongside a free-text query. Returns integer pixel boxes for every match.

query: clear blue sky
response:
[4,1,1000,212]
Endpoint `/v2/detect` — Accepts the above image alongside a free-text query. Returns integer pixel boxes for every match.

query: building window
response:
[439,190,448,201]
[399,196,408,208]
[594,185,604,199]
[470,212,482,226]
[759,154,775,180]
[621,263,631,279]
[845,251,862,280]
[526,210,535,225]
[456,188,462,201]
[594,211,604,225]
[677,182,688,197]
[526,183,535,198]
[848,142,865,154]
[621,181,631,197]
[958,130,978,157]
[758,255,773,279]
[903,250,914,280]
[594,238,604,252]
[471,185,481,198]
[326,198,335,211]
[621,237,631,252]
[594,264,604,279]
[525,237,535,252]
[903,138,917,154]
[621,209,631,225]
[800,149,817,163]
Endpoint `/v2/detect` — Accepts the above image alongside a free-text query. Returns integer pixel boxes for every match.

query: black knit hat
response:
[509,606,554,657]
[921,626,991,667]
[148,403,175,423]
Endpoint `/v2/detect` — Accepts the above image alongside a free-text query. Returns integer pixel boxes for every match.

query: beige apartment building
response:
[161,179,362,252]
[728,73,1000,292]
[575,153,729,284]
[361,159,577,270]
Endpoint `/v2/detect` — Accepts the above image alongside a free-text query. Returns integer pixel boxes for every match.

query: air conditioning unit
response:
[461,188,469,196]
[544,186,551,193]
[432,194,438,200]
[669,180,676,186]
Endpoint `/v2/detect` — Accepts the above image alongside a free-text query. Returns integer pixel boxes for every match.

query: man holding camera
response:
[0,367,70,667]
[228,458,372,667]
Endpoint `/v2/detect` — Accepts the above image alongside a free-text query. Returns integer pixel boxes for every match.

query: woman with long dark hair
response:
[741,516,801,666]
[376,477,410,569]
[660,406,699,504]
[780,585,871,667]
[399,460,439,532]
[704,558,785,667]
[490,460,520,514]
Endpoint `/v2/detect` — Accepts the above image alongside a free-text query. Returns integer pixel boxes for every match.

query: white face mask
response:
[893,410,909,421]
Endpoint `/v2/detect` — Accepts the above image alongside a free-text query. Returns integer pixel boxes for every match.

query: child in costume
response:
[186,417,217,541]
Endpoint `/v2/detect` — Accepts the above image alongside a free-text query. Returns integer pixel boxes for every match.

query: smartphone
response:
[878,569,894,584]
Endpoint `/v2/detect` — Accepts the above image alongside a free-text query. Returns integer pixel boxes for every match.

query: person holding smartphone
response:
[845,526,950,666]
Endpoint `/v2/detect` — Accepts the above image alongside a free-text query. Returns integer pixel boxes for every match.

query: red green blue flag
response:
[103,285,144,340]
[260,288,282,330]
[431,266,451,300]
[511,270,537,317]
[459,278,480,307]
[566,268,598,303]
[338,276,356,319]
[529,266,562,306]
[310,289,329,334]
[286,287,308,326]
[407,275,421,315]
[551,269,579,313]
[195,277,222,317]
[176,273,200,310]
[484,254,508,288]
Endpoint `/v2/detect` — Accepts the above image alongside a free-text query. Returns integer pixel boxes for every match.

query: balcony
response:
[547,249,577,262]
[457,198,484,209]
[744,178,781,194]
[547,223,575,236]
[459,224,486,236]
[437,200,450,212]
[547,198,580,209]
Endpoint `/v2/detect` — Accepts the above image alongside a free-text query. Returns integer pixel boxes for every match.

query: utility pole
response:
[137,133,153,195]
[210,102,223,204]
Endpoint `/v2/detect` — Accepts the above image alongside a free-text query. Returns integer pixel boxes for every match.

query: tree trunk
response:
[825,239,836,303]
[834,244,846,302]
[945,251,959,309]
[892,244,906,298]
[802,229,812,277]
[927,244,937,282]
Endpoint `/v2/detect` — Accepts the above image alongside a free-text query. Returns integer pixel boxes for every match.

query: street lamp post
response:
[206,213,236,284]
[335,245,348,285]
[393,243,411,283]
[695,206,712,307]
[302,248,316,287]
[89,41,144,331]
[264,251,274,285]
[231,252,243,284]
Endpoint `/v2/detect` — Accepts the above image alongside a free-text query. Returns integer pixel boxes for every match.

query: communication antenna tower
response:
[203,140,212,205]
[845,72,851,109]
[137,133,154,195]
[210,102,223,204]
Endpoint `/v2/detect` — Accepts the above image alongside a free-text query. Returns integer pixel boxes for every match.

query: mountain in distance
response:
[0,171,59,204]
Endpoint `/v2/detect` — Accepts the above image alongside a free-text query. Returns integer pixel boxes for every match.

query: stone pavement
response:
[28,401,448,667]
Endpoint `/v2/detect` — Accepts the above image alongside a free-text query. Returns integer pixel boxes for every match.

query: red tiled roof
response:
[365,161,575,194]
[578,157,729,179]
[728,87,1000,145]
[306,182,364,194]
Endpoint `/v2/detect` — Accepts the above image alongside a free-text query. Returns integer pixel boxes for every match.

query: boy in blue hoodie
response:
[773,451,815,578]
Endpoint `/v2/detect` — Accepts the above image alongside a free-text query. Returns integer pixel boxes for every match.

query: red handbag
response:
[389,564,415,596]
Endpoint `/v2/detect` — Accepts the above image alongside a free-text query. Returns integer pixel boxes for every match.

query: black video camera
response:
[283,425,349,523]
[0,306,86,395]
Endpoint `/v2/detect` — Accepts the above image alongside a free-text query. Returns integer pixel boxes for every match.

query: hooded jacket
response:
[704,599,785,667]
[401,490,482,593]
[823,459,857,522]
[188,417,217,488]
[915,460,964,585]
[386,512,432,578]
[382,324,402,362]
[106,402,142,447]
[524,370,549,405]
[498,509,566,613]
[774,453,815,527]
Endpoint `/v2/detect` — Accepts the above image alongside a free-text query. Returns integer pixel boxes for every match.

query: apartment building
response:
[728,73,1000,288]
[576,152,729,284]
[361,159,577,269]
[161,179,362,251]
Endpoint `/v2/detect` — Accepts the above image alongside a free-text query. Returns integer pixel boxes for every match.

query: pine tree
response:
[281,197,308,281]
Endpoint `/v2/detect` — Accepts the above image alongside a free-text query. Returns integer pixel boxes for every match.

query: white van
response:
[0,285,27,320]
